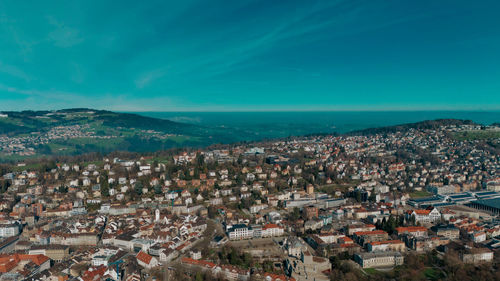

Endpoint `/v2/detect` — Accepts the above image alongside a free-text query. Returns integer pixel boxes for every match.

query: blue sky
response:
[0,0,499,111]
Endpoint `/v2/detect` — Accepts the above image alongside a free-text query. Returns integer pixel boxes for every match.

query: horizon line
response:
[1,107,500,113]
[126,109,500,113]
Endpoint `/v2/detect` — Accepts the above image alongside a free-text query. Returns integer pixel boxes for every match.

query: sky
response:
[0,0,499,111]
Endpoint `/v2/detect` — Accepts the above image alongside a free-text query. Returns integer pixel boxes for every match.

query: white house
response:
[137,251,159,269]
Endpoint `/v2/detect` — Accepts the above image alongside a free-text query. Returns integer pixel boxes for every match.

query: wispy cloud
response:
[0,83,176,111]
[47,16,84,48]
[129,1,363,81]
[0,61,31,81]
[134,67,169,89]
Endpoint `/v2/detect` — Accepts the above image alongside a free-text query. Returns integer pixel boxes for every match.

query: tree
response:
[355,191,361,202]
[290,207,301,221]
[134,181,143,196]
[195,271,203,281]
[154,184,162,195]
[101,184,109,197]
[0,180,10,193]
[58,185,68,193]
[369,191,377,202]
[409,214,416,226]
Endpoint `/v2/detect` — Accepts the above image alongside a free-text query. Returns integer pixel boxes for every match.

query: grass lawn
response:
[410,190,433,198]
[318,182,358,195]
[10,162,44,172]
[0,154,44,164]
[423,267,445,280]
[452,130,500,141]
[48,143,77,154]
[166,135,199,143]
[145,157,169,164]
[64,137,124,148]
[364,268,380,275]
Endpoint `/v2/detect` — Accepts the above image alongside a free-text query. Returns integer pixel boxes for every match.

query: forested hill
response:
[347,119,478,136]
[0,108,193,136]
[0,110,493,160]
[0,109,217,158]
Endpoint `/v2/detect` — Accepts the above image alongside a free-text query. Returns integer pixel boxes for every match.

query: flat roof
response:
[471,198,500,210]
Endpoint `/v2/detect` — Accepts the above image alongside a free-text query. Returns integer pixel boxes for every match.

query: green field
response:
[452,130,500,141]
[423,268,441,280]
[410,190,433,198]
[363,268,381,275]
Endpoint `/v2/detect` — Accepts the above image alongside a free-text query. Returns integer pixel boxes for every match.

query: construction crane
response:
[108,259,124,281]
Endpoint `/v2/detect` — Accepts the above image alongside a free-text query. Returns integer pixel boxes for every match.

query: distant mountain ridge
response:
[0,108,193,136]
[347,119,478,135]
[0,109,492,159]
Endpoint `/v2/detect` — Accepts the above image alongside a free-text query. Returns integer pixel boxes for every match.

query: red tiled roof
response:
[136,251,153,265]
[0,253,50,273]
[181,257,216,269]
[395,226,428,233]
[354,230,387,236]
[370,240,404,246]
[263,223,283,230]
[81,266,107,281]
[263,273,296,281]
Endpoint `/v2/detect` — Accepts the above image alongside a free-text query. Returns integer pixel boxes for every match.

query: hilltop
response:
[0,109,214,159]
[347,119,479,135]
[0,108,193,136]
[0,110,496,160]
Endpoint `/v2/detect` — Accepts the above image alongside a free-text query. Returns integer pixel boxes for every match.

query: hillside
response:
[347,119,478,135]
[0,109,212,159]
[0,110,493,160]
[0,109,193,135]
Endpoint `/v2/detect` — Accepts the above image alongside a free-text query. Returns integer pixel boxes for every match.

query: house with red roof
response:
[406,207,441,223]
[80,265,108,281]
[262,223,284,237]
[395,226,428,238]
[261,273,296,281]
[136,251,159,269]
[367,240,406,252]
[353,230,389,246]
[0,253,50,276]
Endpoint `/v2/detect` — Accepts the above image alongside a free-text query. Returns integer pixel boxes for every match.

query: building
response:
[228,224,253,240]
[0,254,50,276]
[428,185,458,195]
[136,251,159,269]
[285,250,331,281]
[29,244,70,261]
[303,206,319,220]
[461,247,494,264]
[347,223,376,236]
[467,198,500,215]
[190,250,202,260]
[408,236,450,252]
[353,230,389,245]
[434,225,460,240]
[261,224,284,238]
[0,236,19,254]
[354,251,404,268]
[159,248,178,263]
[0,223,20,238]
[283,236,307,258]
[395,226,428,238]
[367,240,406,252]
[445,242,494,264]
[471,232,486,243]
[406,208,441,224]
[306,184,314,195]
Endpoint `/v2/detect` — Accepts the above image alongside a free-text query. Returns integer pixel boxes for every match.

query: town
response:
[0,122,498,281]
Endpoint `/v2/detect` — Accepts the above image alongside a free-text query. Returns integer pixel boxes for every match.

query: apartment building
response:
[355,251,404,268]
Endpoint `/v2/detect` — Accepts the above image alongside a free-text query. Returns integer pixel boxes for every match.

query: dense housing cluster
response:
[0,123,498,280]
